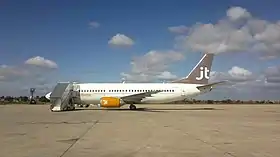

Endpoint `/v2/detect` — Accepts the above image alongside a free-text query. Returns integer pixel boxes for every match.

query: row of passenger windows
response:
[79,89,175,93]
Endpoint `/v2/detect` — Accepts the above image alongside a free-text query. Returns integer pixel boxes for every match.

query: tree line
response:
[0,96,279,105]
[173,99,279,104]
[0,96,50,104]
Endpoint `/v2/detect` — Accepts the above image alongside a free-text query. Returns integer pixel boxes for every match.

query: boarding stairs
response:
[49,82,81,112]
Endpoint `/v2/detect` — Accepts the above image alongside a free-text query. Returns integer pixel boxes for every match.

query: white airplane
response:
[45,53,225,110]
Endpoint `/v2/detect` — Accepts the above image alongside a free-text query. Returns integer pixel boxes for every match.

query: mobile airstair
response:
[49,82,81,112]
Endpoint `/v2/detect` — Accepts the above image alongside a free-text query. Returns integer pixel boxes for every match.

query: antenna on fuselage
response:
[121,78,126,84]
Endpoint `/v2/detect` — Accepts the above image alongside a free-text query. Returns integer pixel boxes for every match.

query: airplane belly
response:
[80,93,100,104]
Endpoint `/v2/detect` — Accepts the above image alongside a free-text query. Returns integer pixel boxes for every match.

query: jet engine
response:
[99,97,125,108]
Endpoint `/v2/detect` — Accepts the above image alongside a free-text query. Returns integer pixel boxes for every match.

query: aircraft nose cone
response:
[45,92,51,100]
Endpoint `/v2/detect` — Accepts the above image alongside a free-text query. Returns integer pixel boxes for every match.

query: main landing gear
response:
[129,104,137,110]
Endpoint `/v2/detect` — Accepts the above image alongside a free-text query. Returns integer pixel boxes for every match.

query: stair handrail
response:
[60,84,74,107]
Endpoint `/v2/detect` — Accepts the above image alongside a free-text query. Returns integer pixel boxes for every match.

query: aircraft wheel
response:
[85,104,89,108]
[129,104,137,110]
[69,106,75,110]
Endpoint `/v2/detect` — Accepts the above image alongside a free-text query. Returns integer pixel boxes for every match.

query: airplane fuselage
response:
[76,83,210,105]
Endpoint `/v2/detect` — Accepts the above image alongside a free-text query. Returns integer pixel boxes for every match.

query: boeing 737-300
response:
[45,53,225,110]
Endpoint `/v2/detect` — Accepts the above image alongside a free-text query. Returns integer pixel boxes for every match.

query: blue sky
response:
[1,0,280,100]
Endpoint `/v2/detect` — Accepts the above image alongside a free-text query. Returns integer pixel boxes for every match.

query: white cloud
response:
[210,66,254,83]
[0,65,29,82]
[264,65,280,83]
[202,65,280,100]
[175,6,280,58]
[25,56,58,69]
[121,50,184,82]
[0,57,59,96]
[226,6,251,21]
[228,66,253,78]
[168,25,188,34]
[265,66,280,77]
[108,33,134,47]
[89,21,100,28]
[157,71,178,80]
[211,65,280,92]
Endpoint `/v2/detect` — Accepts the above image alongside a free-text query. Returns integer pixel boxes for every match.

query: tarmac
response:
[0,104,280,157]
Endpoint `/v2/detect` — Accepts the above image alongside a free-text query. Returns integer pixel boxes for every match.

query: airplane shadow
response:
[73,108,164,113]
[71,107,222,113]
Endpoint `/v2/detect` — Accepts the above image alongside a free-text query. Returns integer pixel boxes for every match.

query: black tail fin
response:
[172,53,214,84]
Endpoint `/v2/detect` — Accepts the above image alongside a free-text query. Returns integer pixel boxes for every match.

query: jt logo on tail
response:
[196,67,210,80]
[171,53,213,84]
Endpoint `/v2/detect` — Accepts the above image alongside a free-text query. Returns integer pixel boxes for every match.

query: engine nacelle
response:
[99,97,125,108]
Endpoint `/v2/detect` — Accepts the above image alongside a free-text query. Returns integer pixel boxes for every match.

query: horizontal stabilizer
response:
[196,81,227,90]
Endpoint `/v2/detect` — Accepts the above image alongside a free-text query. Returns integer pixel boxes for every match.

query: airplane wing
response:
[196,81,227,90]
[120,90,161,103]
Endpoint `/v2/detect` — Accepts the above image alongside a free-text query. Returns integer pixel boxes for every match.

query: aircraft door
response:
[73,84,80,94]
[72,83,81,104]
[181,89,186,96]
